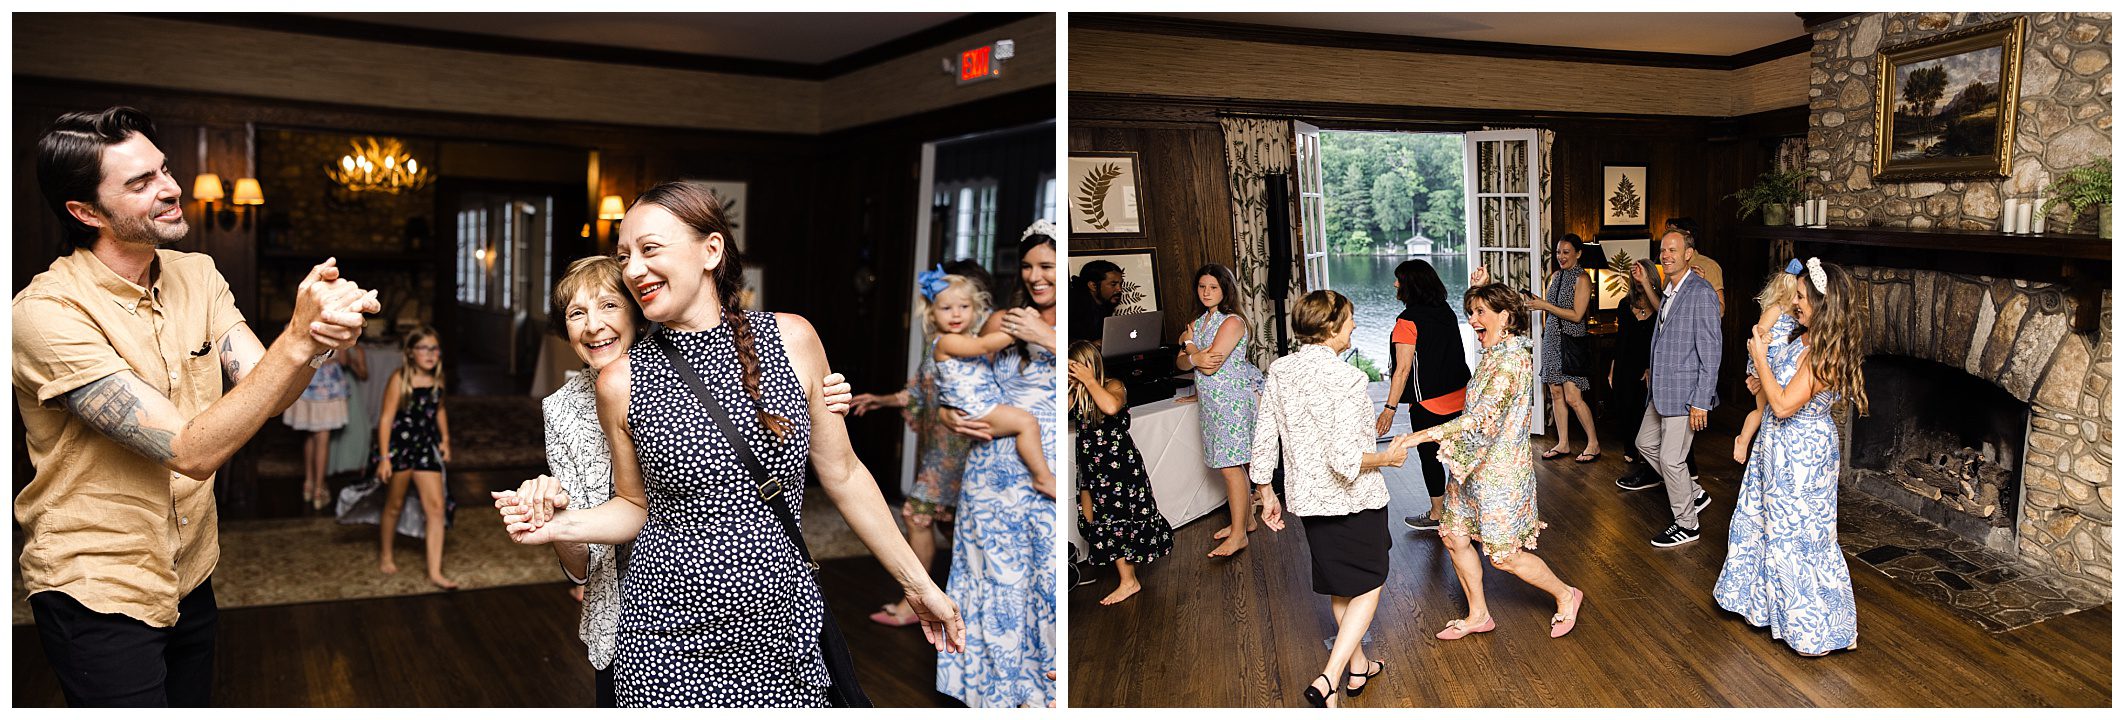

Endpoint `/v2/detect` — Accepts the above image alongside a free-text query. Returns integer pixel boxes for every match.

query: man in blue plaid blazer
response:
[1619,228,1722,547]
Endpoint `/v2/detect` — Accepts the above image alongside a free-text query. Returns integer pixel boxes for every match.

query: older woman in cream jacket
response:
[1252,290,1418,708]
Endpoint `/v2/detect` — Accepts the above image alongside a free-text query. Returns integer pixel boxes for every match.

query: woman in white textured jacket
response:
[1252,290,1419,708]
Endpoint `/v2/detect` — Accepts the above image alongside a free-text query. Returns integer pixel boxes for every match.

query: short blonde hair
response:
[1291,290,1353,345]
[549,255,641,337]
[919,274,992,337]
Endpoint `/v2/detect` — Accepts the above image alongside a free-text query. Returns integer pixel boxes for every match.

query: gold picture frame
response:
[1871,16,2025,182]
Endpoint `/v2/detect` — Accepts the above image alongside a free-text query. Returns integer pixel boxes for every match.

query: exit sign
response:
[950,39,1013,85]
[958,45,994,83]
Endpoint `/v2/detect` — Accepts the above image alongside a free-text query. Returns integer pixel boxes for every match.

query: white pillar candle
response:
[2016,201,2034,234]
[1796,199,1810,226]
[2001,200,2018,232]
[1816,198,1829,226]
[2033,197,2048,234]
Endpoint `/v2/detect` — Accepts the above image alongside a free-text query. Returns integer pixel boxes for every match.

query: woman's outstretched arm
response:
[779,312,967,653]
[506,358,648,546]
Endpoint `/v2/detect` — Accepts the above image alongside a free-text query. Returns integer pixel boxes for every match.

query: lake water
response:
[1325,253,1471,368]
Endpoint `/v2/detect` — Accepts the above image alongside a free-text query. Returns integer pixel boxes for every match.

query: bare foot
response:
[1211,520,1259,540]
[1733,433,1755,464]
[1541,444,1573,459]
[380,558,398,574]
[1099,580,1142,605]
[429,574,460,590]
[1207,536,1248,558]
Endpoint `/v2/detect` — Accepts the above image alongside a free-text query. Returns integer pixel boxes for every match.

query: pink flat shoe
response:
[869,606,921,628]
[1435,616,1496,640]
[1550,587,1585,638]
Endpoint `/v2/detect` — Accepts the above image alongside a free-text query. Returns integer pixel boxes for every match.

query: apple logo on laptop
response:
[1129,330,1139,339]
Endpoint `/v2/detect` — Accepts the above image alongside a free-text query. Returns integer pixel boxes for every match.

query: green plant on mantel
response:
[2040,163,2110,222]
[1726,169,1807,221]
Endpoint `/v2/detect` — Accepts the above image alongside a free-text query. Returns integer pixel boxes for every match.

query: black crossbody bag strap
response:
[651,332,871,707]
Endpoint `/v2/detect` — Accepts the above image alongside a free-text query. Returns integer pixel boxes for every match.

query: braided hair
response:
[633,181,790,439]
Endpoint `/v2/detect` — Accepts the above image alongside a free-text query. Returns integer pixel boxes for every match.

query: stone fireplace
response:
[1845,265,2111,597]
[1849,355,2029,554]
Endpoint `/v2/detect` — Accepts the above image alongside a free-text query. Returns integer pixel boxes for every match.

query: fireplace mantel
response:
[1737,224,2111,333]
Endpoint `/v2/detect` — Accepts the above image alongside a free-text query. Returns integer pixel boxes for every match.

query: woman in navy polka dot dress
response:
[502,183,967,707]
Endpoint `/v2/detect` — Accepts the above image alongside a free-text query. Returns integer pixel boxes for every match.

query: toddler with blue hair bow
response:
[917,265,1055,491]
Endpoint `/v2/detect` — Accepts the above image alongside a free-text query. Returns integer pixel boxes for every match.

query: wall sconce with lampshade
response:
[598,194,627,245]
[193,173,264,230]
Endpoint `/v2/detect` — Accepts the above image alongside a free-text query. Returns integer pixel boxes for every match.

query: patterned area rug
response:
[256,395,550,479]
[14,487,891,624]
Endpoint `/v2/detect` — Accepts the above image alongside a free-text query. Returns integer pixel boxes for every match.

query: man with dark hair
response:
[14,106,379,706]
[1071,259,1125,344]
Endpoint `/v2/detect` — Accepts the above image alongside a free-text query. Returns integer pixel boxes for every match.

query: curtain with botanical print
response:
[1217,116,1300,369]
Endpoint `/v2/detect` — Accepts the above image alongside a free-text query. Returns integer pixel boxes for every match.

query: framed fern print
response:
[1069,151,1145,237]
[1600,164,1647,231]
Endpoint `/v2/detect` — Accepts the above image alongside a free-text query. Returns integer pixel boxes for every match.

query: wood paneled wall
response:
[823,14,1058,132]
[1072,28,1809,118]
[1067,124,1237,344]
[13,14,821,134]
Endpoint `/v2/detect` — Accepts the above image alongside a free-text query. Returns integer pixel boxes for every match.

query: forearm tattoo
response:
[64,373,178,463]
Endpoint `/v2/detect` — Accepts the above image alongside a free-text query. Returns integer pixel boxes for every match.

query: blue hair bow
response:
[917,264,951,301]
[1785,258,1804,275]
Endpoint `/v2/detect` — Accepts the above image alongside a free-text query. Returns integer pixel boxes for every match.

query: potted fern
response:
[2040,163,2111,238]
[1727,169,1807,226]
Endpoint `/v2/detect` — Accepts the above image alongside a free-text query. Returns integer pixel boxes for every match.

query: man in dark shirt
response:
[1071,260,1124,344]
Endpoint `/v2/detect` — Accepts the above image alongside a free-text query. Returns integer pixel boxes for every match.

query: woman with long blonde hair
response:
[1714,257,1868,657]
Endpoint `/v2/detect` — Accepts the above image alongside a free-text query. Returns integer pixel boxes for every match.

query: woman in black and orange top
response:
[1375,259,1472,531]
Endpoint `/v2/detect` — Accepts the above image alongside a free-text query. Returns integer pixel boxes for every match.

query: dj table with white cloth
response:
[1068,396,1231,558]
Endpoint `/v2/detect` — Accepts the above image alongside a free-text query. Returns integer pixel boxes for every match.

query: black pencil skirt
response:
[1299,507,1391,597]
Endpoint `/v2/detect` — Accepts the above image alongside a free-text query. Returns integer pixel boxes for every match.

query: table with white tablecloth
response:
[1067,396,1230,559]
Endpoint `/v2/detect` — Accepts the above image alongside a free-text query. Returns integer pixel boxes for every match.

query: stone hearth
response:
[1847,265,2111,600]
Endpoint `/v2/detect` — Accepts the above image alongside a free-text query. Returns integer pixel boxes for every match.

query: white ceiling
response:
[1143,12,1806,57]
[299,12,970,65]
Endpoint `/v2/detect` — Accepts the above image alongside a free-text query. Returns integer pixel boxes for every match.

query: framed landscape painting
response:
[1872,17,2024,181]
[1069,151,1145,237]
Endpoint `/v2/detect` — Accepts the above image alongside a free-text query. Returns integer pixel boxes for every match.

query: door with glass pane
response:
[1463,129,1544,425]
[1295,121,1328,294]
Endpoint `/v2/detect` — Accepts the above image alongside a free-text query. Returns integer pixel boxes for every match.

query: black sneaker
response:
[1691,489,1713,514]
[1404,515,1440,531]
[1651,523,1701,548]
[1616,473,1661,492]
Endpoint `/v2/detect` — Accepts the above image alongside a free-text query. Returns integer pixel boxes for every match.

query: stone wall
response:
[1849,266,2111,597]
[1808,13,2111,232]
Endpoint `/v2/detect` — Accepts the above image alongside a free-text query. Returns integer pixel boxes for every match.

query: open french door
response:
[1462,129,1546,428]
[1295,121,1328,294]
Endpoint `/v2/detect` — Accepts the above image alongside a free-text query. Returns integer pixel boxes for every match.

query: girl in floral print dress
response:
[1178,263,1264,558]
[1409,274,1586,641]
[1068,341,1172,605]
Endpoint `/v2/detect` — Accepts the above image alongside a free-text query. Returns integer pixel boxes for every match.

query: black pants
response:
[30,578,218,707]
[596,664,616,707]
[1406,403,1462,498]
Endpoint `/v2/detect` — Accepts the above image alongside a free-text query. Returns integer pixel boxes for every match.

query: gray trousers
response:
[1635,403,1701,530]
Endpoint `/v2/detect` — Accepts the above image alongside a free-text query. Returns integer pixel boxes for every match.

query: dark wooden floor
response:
[14,554,960,707]
[1068,426,2112,707]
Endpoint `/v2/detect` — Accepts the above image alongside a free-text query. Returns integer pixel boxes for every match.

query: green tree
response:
[1370,171,1416,244]
[1903,65,1949,119]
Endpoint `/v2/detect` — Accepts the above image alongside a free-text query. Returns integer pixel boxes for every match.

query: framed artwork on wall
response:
[1068,151,1145,237]
[1871,16,2024,181]
[682,178,749,250]
[1600,164,1648,231]
[1067,247,1160,315]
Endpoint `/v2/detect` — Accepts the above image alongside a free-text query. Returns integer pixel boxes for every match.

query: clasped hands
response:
[294,258,380,353]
